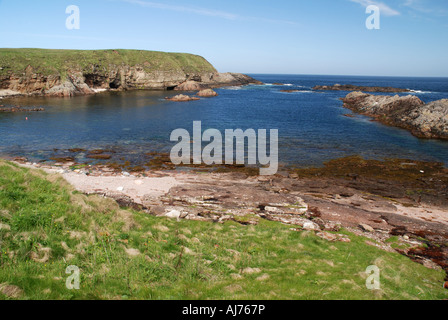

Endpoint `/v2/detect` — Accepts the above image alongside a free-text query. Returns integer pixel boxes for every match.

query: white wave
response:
[409,89,434,94]
[93,88,108,93]
[222,86,243,90]
[276,90,314,94]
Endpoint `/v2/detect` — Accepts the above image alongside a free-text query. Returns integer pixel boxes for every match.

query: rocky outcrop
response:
[404,99,448,139]
[342,91,448,140]
[314,84,410,93]
[197,89,218,97]
[174,73,263,92]
[0,49,262,98]
[174,80,205,91]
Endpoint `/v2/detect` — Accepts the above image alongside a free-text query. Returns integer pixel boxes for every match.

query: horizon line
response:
[1,47,446,78]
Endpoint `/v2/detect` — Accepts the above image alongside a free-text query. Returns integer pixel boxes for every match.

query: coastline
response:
[7,155,448,280]
[0,49,263,99]
[0,74,262,100]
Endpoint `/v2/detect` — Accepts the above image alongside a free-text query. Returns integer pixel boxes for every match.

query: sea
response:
[1,74,448,168]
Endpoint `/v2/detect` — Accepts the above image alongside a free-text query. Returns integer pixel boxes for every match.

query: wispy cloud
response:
[122,0,238,20]
[402,0,448,17]
[349,0,401,16]
[120,0,297,25]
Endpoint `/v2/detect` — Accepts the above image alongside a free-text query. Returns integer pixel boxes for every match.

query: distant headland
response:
[0,48,262,98]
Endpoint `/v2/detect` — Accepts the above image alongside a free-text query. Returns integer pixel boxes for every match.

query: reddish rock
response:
[165,94,200,102]
[197,89,218,97]
[175,81,204,91]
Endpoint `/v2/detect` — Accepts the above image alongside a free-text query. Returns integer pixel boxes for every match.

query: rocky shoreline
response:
[342,92,448,140]
[0,105,45,112]
[9,155,448,283]
[313,84,411,93]
[0,72,261,99]
[0,49,263,98]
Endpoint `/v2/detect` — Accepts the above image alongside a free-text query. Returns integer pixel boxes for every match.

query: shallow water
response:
[1,74,448,167]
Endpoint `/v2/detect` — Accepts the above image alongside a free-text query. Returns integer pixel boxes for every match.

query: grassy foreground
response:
[0,160,447,300]
[0,48,217,79]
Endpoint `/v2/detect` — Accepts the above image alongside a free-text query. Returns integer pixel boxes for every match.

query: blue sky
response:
[0,0,447,76]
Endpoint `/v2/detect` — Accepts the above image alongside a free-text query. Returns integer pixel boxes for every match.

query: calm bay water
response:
[1,74,448,168]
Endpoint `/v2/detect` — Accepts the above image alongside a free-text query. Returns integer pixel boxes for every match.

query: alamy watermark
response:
[66,5,80,30]
[365,265,380,290]
[366,5,380,30]
[66,265,80,290]
[170,121,278,176]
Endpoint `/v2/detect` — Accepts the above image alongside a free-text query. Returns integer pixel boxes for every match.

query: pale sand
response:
[18,163,184,204]
[63,173,180,203]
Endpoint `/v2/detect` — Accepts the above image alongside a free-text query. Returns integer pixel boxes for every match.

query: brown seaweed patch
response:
[87,154,112,160]
[68,148,86,153]
[50,156,75,163]
[291,156,448,182]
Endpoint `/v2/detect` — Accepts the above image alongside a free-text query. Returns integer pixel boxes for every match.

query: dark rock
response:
[0,105,45,112]
[314,84,410,93]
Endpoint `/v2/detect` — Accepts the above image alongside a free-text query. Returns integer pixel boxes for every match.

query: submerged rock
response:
[165,94,200,102]
[0,105,45,112]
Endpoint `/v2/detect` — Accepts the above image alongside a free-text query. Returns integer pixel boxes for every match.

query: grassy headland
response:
[0,48,217,79]
[0,159,447,300]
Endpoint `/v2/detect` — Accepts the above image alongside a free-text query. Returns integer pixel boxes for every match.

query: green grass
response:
[0,160,447,300]
[0,48,217,80]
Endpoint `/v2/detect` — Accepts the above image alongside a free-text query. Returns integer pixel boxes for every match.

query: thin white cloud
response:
[123,0,238,20]
[350,0,401,16]
[402,0,448,16]
[121,0,297,25]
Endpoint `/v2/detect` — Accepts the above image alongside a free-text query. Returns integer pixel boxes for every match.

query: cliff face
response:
[342,91,448,140]
[0,49,261,97]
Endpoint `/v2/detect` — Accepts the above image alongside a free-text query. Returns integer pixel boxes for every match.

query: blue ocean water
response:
[1,74,447,167]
